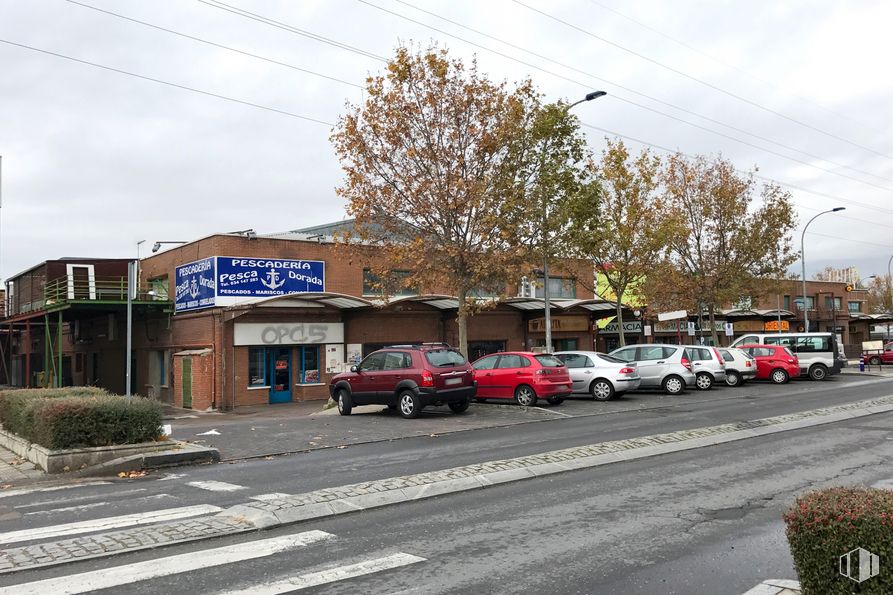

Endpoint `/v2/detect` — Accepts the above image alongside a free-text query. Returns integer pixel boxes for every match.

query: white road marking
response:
[0,504,221,545]
[22,493,175,516]
[196,429,221,435]
[221,552,426,594]
[533,406,573,417]
[0,482,111,500]
[0,530,334,595]
[23,502,106,516]
[186,480,246,492]
[13,488,148,509]
[157,472,188,481]
[249,493,292,501]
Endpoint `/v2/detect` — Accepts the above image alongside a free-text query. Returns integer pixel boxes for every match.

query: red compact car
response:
[738,344,801,384]
[471,352,571,406]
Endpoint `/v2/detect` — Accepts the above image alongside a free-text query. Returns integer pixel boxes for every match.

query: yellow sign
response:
[764,320,790,332]
[528,315,590,333]
[733,320,765,332]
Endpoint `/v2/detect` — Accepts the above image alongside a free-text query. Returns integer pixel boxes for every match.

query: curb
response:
[68,443,220,478]
[3,395,893,574]
[742,579,801,594]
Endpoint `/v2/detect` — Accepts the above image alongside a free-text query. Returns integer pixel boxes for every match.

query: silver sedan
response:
[554,351,642,401]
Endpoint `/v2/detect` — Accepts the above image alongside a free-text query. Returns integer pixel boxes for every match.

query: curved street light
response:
[542,90,606,353]
[801,207,845,332]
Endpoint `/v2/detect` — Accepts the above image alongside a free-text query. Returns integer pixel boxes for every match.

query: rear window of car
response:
[783,347,796,358]
[596,354,625,364]
[719,349,733,360]
[425,349,467,367]
[534,355,564,367]
[556,353,592,368]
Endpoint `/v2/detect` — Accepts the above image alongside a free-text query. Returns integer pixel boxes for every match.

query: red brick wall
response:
[173,351,214,410]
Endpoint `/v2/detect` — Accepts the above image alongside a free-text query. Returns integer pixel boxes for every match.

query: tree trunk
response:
[615,296,626,347]
[708,304,719,346]
[457,286,469,358]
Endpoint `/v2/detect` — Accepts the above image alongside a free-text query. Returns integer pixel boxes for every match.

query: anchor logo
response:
[261,269,285,290]
[189,277,200,299]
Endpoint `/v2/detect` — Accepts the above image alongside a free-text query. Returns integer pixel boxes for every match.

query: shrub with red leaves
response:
[784,487,893,594]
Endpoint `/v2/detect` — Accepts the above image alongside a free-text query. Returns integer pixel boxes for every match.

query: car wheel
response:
[546,396,564,405]
[770,369,789,384]
[448,399,470,413]
[662,375,684,395]
[808,364,828,381]
[695,372,713,390]
[869,356,881,365]
[514,385,538,407]
[398,390,422,419]
[336,389,352,416]
[590,379,615,401]
[725,371,742,387]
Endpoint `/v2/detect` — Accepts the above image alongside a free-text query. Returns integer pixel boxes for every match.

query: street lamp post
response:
[542,90,606,353]
[801,207,845,332]
[125,241,146,400]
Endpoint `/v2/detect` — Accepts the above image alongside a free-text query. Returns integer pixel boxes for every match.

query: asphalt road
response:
[3,409,891,594]
[1,375,891,545]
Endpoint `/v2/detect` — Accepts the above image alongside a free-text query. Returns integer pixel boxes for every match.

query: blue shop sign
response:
[216,257,325,297]
[175,257,216,312]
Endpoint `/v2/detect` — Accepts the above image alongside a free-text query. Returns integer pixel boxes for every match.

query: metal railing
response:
[4,276,170,317]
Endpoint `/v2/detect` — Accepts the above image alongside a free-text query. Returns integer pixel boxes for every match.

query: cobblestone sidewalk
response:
[3,394,893,574]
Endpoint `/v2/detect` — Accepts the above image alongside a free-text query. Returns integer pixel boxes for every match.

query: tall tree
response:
[565,139,681,346]
[662,153,798,344]
[865,275,893,313]
[330,46,588,356]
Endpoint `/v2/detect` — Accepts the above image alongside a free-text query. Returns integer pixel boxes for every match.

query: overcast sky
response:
[2,0,892,283]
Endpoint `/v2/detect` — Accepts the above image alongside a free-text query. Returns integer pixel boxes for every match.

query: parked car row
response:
[329,336,827,419]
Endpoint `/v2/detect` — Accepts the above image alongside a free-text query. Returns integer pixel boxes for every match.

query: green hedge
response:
[784,487,893,594]
[0,387,164,450]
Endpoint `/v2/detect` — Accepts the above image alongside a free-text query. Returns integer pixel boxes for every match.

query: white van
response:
[729,332,846,380]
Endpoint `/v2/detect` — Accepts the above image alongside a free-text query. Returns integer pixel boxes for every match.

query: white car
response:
[554,351,642,401]
[717,347,757,386]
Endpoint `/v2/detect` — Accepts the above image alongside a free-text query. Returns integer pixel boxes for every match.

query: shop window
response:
[298,346,321,384]
[362,269,418,296]
[248,347,268,387]
[533,277,576,299]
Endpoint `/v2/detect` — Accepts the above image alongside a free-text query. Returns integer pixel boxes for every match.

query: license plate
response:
[445,377,462,386]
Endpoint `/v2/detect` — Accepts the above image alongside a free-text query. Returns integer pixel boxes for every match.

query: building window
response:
[848,301,862,313]
[298,346,321,384]
[149,277,169,299]
[824,296,842,310]
[248,347,268,387]
[533,277,576,299]
[362,269,418,296]
[783,295,790,310]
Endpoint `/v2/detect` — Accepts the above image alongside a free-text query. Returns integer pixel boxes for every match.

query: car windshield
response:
[424,349,467,367]
[534,355,564,367]
[597,354,626,364]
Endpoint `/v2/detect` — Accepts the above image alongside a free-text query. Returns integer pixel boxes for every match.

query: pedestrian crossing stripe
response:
[0,530,334,595]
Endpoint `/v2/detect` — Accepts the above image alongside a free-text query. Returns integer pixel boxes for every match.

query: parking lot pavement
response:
[159,374,889,462]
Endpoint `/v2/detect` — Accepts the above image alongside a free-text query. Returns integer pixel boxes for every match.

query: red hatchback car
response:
[471,352,571,406]
[739,344,801,384]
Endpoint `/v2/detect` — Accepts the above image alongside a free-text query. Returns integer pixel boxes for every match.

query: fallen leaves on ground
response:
[117,470,148,478]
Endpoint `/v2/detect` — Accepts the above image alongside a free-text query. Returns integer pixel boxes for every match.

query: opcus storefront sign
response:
[174,256,326,312]
[175,257,217,312]
[233,322,344,345]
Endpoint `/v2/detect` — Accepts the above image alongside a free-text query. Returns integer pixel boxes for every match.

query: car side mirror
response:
[350,365,358,373]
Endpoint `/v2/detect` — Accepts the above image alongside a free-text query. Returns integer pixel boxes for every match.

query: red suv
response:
[739,344,801,384]
[330,344,476,419]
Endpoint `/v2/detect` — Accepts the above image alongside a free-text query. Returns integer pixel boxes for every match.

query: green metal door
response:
[182,357,193,409]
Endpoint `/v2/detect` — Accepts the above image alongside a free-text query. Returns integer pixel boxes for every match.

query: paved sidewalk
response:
[3,394,892,575]
[0,449,43,487]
